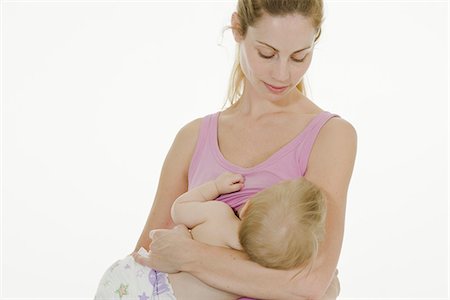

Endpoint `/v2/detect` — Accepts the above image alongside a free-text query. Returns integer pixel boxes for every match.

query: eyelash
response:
[258,52,307,63]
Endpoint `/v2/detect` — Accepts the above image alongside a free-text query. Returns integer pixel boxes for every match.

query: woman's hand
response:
[132,224,196,274]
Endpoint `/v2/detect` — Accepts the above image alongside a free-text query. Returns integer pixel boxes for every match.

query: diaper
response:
[94,248,176,300]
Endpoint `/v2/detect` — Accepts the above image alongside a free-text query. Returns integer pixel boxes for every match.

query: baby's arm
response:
[170,172,244,228]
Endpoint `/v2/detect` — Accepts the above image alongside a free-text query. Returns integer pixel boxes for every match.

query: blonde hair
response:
[238,177,326,270]
[222,0,325,107]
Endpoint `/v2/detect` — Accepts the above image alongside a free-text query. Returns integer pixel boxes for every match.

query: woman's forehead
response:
[247,13,317,48]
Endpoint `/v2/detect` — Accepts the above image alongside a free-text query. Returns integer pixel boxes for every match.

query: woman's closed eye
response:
[258,51,308,63]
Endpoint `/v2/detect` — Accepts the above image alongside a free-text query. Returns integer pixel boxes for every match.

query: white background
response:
[1,0,448,299]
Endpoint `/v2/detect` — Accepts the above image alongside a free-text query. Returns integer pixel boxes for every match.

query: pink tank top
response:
[188,110,339,213]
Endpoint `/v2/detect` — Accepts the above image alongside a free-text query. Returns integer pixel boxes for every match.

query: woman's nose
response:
[272,59,290,82]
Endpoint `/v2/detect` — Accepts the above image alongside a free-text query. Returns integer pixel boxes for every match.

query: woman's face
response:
[233,12,318,99]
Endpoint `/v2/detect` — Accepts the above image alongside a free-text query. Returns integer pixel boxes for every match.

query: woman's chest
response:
[217,117,311,168]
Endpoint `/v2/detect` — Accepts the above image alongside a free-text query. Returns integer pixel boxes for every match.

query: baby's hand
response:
[215,172,244,194]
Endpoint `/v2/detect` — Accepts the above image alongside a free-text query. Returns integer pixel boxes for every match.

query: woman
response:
[132,1,357,299]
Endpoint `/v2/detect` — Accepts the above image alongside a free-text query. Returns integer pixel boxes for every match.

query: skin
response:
[133,11,357,300]
[167,172,244,300]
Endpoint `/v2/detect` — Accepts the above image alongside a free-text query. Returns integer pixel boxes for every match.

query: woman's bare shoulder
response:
[172,117,204,149]
[306,115,357,191]
[163,118,205,174]
[297,94,356,139]
[178,117,203,137]
[320,116,357,142]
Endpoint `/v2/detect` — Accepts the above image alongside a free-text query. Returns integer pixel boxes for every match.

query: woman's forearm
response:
[181,240,321,300]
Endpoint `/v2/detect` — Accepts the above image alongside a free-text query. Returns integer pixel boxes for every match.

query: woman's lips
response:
[264,82,288,93]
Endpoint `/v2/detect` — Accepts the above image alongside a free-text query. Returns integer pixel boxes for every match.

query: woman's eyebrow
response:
[256,40,311,53]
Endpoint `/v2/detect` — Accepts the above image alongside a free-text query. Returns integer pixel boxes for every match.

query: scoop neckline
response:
[210,111,328,173]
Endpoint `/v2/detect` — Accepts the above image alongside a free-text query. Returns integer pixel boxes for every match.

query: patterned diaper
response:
[95,248,176,300]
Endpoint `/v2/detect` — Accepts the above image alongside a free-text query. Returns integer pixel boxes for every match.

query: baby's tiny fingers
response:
[233,174,244,183]
[231,182,244,191]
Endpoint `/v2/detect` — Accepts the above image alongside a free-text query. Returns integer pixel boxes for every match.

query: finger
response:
[132,252,149,266]
[174,224,193,238]
[174,224,187,230]
[149,228,169,240]
[231,182,244,191]
[240,175,245,183]
[133,252,160,270]
[232,174,244,183]
[174,224,189,234]
[233,181,244,188]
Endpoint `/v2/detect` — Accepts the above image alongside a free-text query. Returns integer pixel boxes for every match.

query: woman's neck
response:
[228,87,305,120]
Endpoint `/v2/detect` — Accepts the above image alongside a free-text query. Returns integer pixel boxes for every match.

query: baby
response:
[95,172,327,300]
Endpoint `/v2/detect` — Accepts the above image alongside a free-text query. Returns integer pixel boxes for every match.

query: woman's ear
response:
[231,12,244,43]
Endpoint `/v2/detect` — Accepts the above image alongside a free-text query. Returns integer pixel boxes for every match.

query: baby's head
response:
[238,177,326,270]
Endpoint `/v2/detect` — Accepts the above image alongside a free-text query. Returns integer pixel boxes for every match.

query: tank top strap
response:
[299,111,340,176]
[188,113,217,186]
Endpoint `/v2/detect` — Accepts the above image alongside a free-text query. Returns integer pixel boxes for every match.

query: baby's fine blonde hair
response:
[238,177,326,270]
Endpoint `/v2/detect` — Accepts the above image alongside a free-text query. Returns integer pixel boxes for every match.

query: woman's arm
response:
[301,117,357,297]
[133,118,202,252]
[140,118,357,299]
